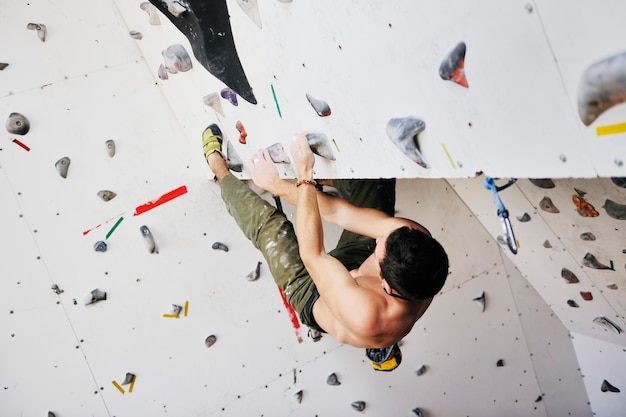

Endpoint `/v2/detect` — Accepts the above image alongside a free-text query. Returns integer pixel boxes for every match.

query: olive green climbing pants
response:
[220,175,396,332]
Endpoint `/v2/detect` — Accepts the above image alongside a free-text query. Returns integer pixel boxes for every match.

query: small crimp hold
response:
[529,178,555,189]
[212,242,229,252]
[105,139,116,157]
[85,289,107,305]
[496,359,504,367]
[97,190,117,202]
[246,261,262,281]
[305,93,331,117]
[51,284,64,294]
[567,299,579,308]
[94,241,108,252]
[593,316,623,334]
[582,252,610,270]
[543,240,552,248]
[170,304,183,316]
[415,364,427,376]
[140,2,161,25]
[306,132,336,161]
[473,291,486,312]
[326,373,340,386]
[55,157,70,179]
[294,389,303,403]
[129,31,143,40]
[561,268,579,284]
[266,142,291,163]
[351,401,366,412]
[121,372,136,385]
[221,88,238,106]
[607,283,618,290]
[6,112,30,135]
[580,232,596,241]
[539,196,559,213]
[140,225,157,254]
[412,408,424,417]
[26,23,46,42]
[516,212,531,222]
[202,93,225,117]
[205,334,217,347]
[236,120,247,144]
[601,379,621,393]
[0,63,8,71]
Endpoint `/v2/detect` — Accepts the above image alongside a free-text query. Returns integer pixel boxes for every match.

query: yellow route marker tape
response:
[163,314,180,319]
[128,375,136,393]
[184,301,189,317]
[441,143,457,169]
[597,122,626,136]
[112,380,125,395]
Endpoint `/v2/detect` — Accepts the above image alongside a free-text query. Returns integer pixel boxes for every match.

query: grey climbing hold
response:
[326,373,341,386]
[582,252,610,270]
[543,240,552,248]
[105,139,116,157]
[412,408,424,417]
[561,268,580,284]
[163,44,192,73]
[6,112,30,135]
[203,93,225,117]
[580,232,596,241]
[601,379,620,393]
[415,364,427,376]
[539,196,559,213]
[439,41,468,87]
[529,178,555,189]
[129,30,143,40]
[55,157,71,179]
[236,0,262,28]
[611,177,626,189]
[516,212,531,222]
[534,395,543,402]
[140,2,161,25]
[305,93,331,117]
[205,334,217,347]
[604,199,626,220]
[121,372,136,385]
[51,284,64,294]
[85,289,107,305]
[158,63,168,80]
[170,304,183,315]
[386,117,429,168]
[578,50,626,126]
[306,132,335,161]
[567,299,579,308]
[351,401,366,412]
[308,328,322,342]
[294,389,303,403]
[473,291,486,312]
[607,283,618,290]
[94,241,108,252]
[212,242,229,252]
[97,190,117,202]
[266,142,291,164]
[246,261,262,281]
[226,141,243,173]
[496,359,504,367]
[593,316,623,334]
[26,23,46,42]
[140,225,157,254]
[48,412,56,417]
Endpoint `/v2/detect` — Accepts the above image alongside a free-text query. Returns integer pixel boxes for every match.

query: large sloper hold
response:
[604,198,626,220]
[149,0,257,104]
[578,50,626,126]
[306,132,335,160]
[386,117,429,168]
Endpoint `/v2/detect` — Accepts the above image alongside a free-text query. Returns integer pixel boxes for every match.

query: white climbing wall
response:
[1,0,625,416]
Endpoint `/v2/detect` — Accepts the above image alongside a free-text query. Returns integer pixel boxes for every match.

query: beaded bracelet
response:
[296,179,317,187]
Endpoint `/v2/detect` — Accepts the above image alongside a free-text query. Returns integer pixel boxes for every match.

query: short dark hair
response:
[380,227,449,300]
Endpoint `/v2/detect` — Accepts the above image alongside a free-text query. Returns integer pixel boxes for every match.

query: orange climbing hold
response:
[572,195,599,217]
[236,120,247,144]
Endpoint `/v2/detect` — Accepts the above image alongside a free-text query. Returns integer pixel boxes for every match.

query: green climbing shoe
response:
[202,123,223,160]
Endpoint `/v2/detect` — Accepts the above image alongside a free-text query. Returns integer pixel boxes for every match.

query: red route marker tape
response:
[133,185,188,216]
[277,286,303,344]
[12,138,30,151]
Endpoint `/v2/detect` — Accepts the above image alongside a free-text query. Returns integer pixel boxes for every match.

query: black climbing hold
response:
[561,268,579,284]
[351,401,366,412]
[567,299,579,308]
[386,117,428,168]
[94,241,108,252]
[6,112,30,135]
[51,284,64,294]
[415,364,427,376]
[294,389,303,403]
[148,0,257,104]
[55,157,70,179]
[604,199,626,220]
[412,408,424,417]
[582,252,610,270]
[0,63,8,71]
[205,334,217,347]
[246,261,262,281]
[85,289,107,305]
[601,379,620,393]
[326,373,340,386]
[529,179,555,189]
[496,359,504,367]
[611,177,626,189]
[121,372,136,385]
[516,212,531,222]
[439,41,468,87]
[473,291,486,312]
[580,232,596,241]
[212,241,229,252]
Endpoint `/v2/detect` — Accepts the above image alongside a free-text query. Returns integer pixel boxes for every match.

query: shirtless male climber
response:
[203,124,449,370]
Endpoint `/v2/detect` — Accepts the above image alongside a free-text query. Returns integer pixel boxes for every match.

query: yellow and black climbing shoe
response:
[202,123,223,160]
